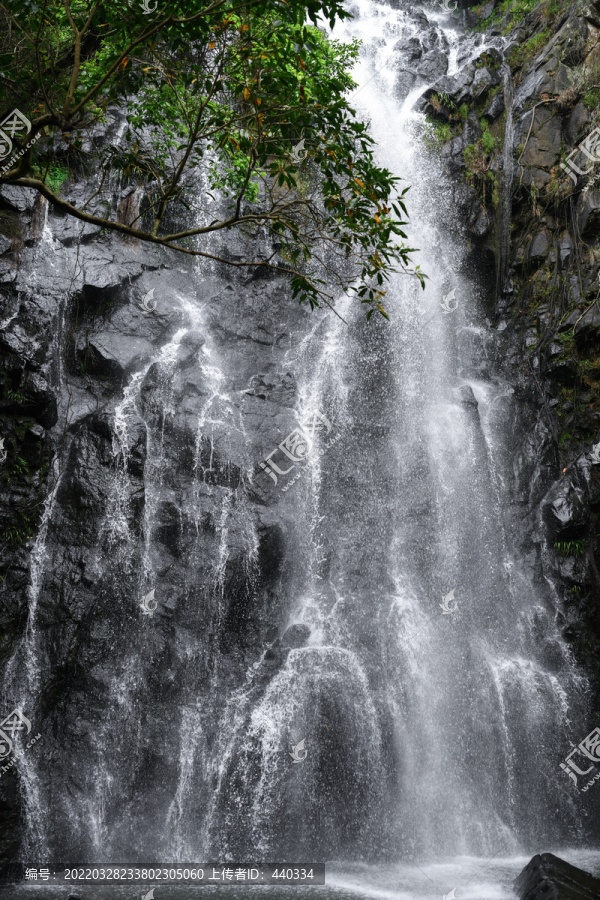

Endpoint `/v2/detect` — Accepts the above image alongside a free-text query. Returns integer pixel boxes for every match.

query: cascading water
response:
[3,1,600,898]
[209,0,592,862]
[497,60,515,299]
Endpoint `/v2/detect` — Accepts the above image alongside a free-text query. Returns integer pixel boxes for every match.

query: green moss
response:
[509,29,551,68]
[423,120,452,150]
[1,508,34,547]
[481,119,496,153]
[583,88,600,109]
[554,539,588,557]
[42,164,70,193]
[471,0,566,33]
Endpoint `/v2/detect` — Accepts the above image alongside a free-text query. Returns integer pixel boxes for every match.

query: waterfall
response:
[497,61,515,300]
[2,0,599,897]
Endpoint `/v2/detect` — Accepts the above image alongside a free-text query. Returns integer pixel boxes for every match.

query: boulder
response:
[514,853,600,900]
[528,229,551,260]
[281,623,311,649]
[516,107,562,168]
[542,477,588,535]
[0,185,38,212]
[557,231,574,268]
[574,302,600,345]
[577,189,600,235]
[566,102,591,145]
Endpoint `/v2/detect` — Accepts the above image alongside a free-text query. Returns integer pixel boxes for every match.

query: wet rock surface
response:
[515,853,600,900]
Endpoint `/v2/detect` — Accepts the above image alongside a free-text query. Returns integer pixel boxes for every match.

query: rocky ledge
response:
[515,853,600,899]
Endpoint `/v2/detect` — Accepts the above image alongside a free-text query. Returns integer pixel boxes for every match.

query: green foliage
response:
[554,539,587,557]
[462,116,502,207]
[497,0,539,28]
[463,143,479,171]
[41,164,70,193]
[422,120,452,150]
[6,389,25,404]
[2,511,34,547]
[0,0,424,318]
[471,0,550,33]
[475,51,500,70]
[5,456,30,484]
[481,119,496,154]
[583,87,600,110]
[509,30,550,69]
[423,95,469,153]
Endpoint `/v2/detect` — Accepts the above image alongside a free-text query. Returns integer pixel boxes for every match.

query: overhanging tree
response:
[0,0,424,318]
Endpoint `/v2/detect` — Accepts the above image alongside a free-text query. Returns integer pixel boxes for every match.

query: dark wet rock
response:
[81,245,145,289]
[176,330,206,368]
[393,35,422,63]
[552,15,589,68]
[467,203,493,238]
[514,853,600,900]
[528,230,551,260]
[574,302,600,344]
[51,215,103,246]
[541,477,588,537]
[516,107,562,168]
[0,185,38,212]
[478,0,496,20]
[518,166,552,189]
[78,329,156,381]
[557,231,574,268]
[263,644,289,668]
[281,623,311,649]
[566,102,591,145]
[471,66,501,99]
[417,48,449,81]
[452,385,478,407]
[395,70,418,99]
[484,91,505,118]
[577,190,600,236]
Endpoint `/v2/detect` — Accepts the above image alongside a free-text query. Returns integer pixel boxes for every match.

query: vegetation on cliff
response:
[0,0,424,317]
